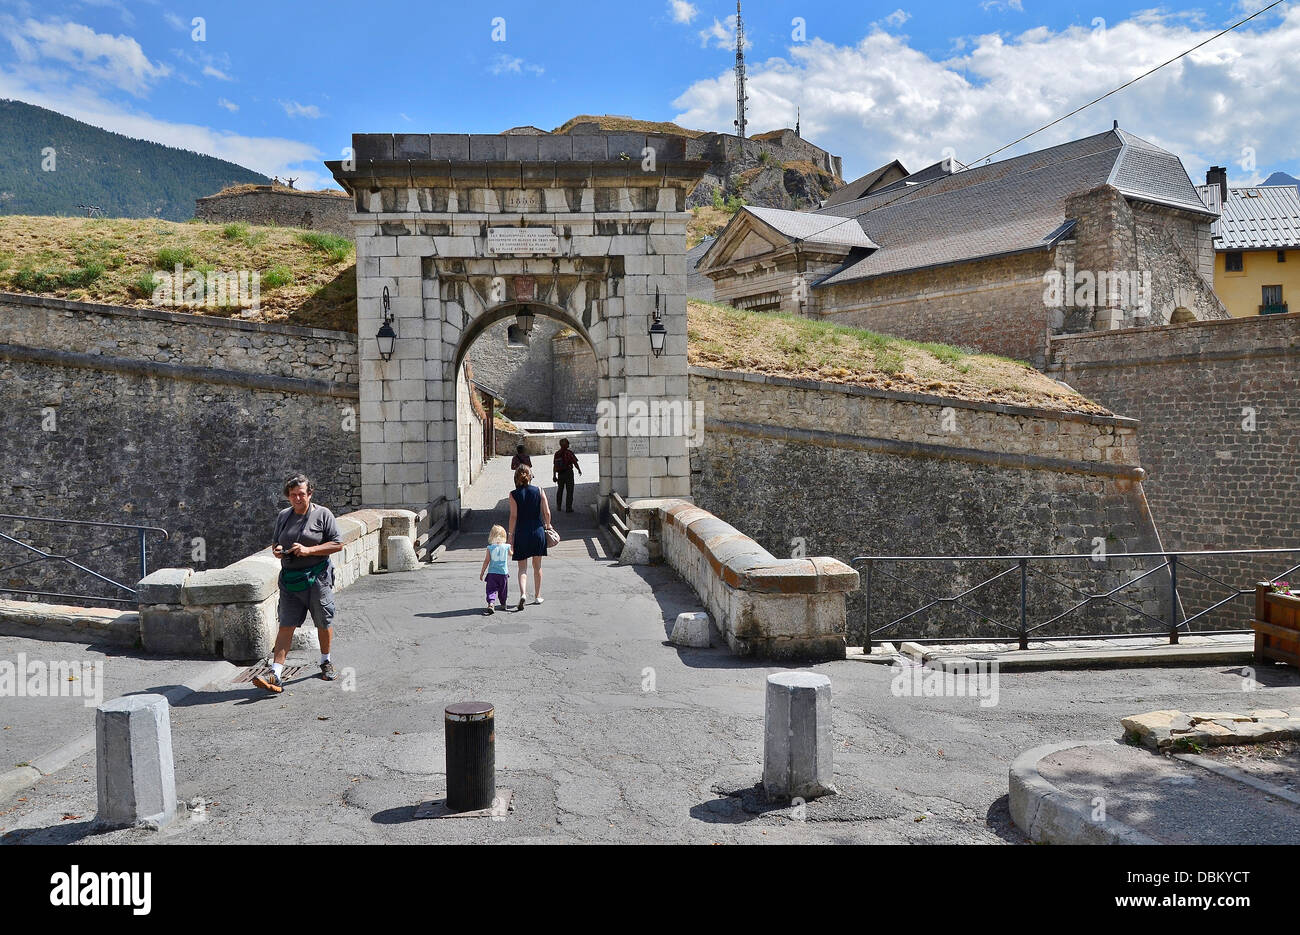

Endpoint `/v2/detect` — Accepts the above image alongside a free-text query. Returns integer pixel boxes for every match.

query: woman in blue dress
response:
[507,464,554,611]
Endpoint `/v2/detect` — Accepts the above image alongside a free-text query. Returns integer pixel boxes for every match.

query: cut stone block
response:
[619,530,651,565]
[291,626,320,652]
[386,535,421,572]
[671,611,711,647]
[763,671,835,800]
[95,693,177,830]
[135,567,192,605]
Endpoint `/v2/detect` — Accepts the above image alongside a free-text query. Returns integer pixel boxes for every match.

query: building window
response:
[733,291,783,312]
[1280,250,1288,263]
[1261,285,1286,315]
[506,324,529,347]
[1225,251,1244,272]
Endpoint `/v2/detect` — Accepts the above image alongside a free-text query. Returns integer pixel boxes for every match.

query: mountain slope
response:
[1263,171,1300,187]
[0,100,268,221]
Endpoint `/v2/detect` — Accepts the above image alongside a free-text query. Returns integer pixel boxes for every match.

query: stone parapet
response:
[0,599,140,646]
[138,507,415,662]
[628,497,857,660]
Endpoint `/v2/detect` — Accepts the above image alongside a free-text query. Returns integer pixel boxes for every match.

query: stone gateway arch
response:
[327,133,708,526]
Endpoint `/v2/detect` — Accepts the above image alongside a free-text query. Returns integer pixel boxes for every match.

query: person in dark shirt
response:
[552,438,581,513]
[252,473,343,694]
[510,445,532,471]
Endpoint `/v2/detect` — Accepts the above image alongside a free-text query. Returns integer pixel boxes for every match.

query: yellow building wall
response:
[1215,248,1300,317]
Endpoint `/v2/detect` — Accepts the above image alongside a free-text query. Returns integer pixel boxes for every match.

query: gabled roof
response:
[697,205,879,272]
[822,159,909,208]
[744,206,879,247]
[1212,184,1300,250]
[813,128,1212,287]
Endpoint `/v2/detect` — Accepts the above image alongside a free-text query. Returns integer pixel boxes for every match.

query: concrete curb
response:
[0,659,238,805]
[1008,740,1160,845]
[930,642,1253,671]
[1172,752,1300,807]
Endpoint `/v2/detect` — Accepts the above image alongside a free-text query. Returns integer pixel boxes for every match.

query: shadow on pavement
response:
[370,805,423,825]
[1,817,100,845]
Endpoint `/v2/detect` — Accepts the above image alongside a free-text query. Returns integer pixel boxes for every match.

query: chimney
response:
[1207,166,1227,204]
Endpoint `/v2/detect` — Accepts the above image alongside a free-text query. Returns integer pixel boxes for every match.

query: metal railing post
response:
[139,528,149,583]
[1168,553,1179,645]
[863,559,873,654]
[1019,558,1029,650]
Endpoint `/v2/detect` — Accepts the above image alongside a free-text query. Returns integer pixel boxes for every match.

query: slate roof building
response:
[696,127,1228,365]
[1197,167,1300,318]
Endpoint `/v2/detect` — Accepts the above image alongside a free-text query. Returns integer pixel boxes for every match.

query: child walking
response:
[479,525,512,615]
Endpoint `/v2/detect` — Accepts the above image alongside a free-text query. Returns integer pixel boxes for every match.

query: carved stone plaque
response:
[487,227,559,255]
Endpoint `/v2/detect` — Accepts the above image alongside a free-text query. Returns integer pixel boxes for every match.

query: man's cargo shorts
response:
[277,566,336,629]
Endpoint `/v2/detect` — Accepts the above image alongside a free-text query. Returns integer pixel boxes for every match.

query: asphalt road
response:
[3,455,1299,844]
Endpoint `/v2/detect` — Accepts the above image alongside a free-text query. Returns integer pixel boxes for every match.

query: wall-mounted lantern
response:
[376,285,397,361]
[649,287,666,358]
[515,305,536,334]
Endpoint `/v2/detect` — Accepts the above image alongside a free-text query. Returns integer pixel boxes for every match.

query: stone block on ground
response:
[386,535,421,572]
[291,626,320,652]
[619,530,651,565]
[670,611,711,648]
[763,671,835,800]
[95,693,177,830]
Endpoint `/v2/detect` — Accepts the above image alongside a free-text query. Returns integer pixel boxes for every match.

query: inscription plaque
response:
[487,227,559,255]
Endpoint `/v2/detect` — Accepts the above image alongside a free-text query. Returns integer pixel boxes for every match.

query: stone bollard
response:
[386,535,421,572]
[670,611,712,647]
[619,530,652,565]
[291,626,320,652]
[95,694,177,829]
[763,671,835,800]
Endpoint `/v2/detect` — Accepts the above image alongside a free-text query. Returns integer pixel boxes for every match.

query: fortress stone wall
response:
[0,293,360,605]
[689,367,1168,644]
[1050,313,1300,628]
[195,187,353,237]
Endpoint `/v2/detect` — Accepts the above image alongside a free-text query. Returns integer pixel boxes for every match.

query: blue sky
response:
[1,0,1297,189]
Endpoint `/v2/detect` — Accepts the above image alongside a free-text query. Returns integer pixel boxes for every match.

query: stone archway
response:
[450,298,598,498]
[327,132,707,526]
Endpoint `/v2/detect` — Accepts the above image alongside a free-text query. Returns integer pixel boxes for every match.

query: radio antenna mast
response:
[733,1,747,138]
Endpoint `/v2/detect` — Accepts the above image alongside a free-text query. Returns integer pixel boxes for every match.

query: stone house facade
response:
[698,127,1228,366]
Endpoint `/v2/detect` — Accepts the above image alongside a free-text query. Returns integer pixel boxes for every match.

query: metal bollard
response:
[444,701,495,812]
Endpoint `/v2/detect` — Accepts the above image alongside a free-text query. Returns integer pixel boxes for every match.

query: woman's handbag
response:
[545,526,561,547]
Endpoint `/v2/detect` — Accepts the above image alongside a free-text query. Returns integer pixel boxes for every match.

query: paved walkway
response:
[3,456,1300,844]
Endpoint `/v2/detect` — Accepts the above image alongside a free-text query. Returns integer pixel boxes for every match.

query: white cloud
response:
[216,96,238,112]
[280,99,321,119]
[163,11,187,32]
[981,0,1024,11]
[669,0,698,25]
[672,10,1300,186]
[202,64,231,81]
[490,53,543,76]
[699,17,733,50]
[883,10,910,28]
[3,17,171,95]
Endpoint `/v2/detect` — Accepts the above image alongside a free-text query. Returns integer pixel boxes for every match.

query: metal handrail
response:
[0,514,169,606]
[850,547,1300,652]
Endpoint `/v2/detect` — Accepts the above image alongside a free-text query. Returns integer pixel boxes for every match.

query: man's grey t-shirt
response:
[273,504,341,571]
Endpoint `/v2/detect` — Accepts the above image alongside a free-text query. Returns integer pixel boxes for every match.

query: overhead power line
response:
[839,0,1286,215]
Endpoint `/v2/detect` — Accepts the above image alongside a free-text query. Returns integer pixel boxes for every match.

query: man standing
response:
[253,473,343,694]
[510,444,532,471]
[552,437,581,513]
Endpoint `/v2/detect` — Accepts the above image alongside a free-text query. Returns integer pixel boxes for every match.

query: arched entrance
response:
[327,131,708,528]
[450,300,599,503]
